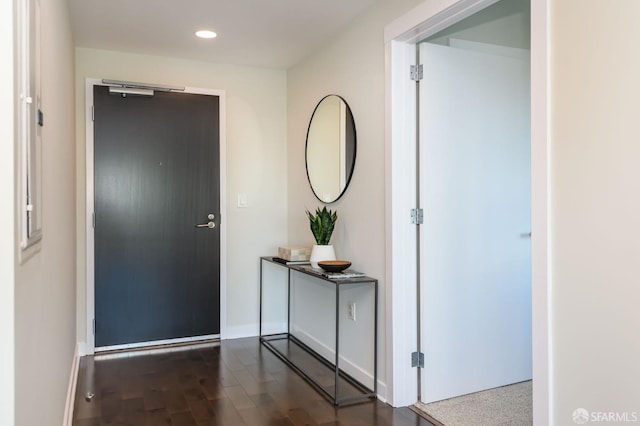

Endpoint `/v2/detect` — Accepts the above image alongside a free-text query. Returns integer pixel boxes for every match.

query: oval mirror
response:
[305,95,356,203]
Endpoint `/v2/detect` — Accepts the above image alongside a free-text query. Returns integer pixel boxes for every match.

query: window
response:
[17,0,42,258]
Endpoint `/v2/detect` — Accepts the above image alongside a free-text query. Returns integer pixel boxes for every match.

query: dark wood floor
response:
[73,337,434,426]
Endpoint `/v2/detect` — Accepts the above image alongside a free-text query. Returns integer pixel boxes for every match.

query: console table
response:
[259,256,378,406]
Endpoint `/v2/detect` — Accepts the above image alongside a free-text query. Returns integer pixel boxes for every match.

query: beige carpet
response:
[414,381,532,426]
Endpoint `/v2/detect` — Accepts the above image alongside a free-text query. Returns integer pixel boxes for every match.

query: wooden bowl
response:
[318,260,351,272]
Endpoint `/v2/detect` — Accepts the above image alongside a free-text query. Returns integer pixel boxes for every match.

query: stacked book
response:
[297,265,365,280]
[271,257,310,265]
[320,270,366,279]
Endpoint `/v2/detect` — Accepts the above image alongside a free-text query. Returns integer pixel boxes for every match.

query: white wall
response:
[0,1,15,424]
[13,0,78,424]
[75,49,289,343]
[287,0,425,399]
[551,0,640,423]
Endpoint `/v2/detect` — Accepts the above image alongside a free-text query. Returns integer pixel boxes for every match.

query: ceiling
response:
[67,0,378,70]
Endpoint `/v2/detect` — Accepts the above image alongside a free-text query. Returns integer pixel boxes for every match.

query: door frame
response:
[84,78,228,354]
[383,0,551,425]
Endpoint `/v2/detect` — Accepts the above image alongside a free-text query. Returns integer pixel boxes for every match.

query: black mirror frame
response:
[304,94,357,204]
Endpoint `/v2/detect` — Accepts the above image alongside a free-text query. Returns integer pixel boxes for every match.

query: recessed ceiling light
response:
[195,30,217,39]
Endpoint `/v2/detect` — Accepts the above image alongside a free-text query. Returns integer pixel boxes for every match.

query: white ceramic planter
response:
[309,244,336,269]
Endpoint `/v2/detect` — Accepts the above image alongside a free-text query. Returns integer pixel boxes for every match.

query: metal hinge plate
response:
[410,64,423,81]
[412,351,424,368]
[411,208,424,225]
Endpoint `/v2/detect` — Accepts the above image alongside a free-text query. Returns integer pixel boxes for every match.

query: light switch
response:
[237,193,247,208]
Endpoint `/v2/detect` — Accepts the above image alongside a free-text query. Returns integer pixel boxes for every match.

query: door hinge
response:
[91,105,94,121]
[92,212,95,228]
[410,64,423,81]
[93,318,96,335]
[411,208,424,225]
[412,351,424,368]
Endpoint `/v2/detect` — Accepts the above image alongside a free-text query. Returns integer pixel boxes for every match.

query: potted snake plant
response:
[306,206,338,268]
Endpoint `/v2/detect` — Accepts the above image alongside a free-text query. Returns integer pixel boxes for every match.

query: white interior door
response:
[419,41,532,403]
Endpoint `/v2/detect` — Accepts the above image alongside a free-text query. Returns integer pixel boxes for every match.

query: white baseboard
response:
[224,324,258,339]
[260,321,288,336]
[77,342,87,357]
[291,326,386,398]
[224,322,287,340]
[62,343,81,426]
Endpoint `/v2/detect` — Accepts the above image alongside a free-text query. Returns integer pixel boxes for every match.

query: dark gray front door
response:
[93,85,220,348]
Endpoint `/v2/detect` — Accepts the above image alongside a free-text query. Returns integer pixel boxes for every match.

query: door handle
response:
[520,232,531,238]
[195,221,216,229]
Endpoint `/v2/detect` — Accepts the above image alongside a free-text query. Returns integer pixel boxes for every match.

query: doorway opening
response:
[416,1,532,423]
[384,0,549,424]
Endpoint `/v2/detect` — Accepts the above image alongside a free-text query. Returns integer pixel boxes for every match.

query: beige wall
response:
[1,0,15,424]
[13,0,77,424]
[287,0,425,397]
[75,49,288,343]
[551,0,640,423]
